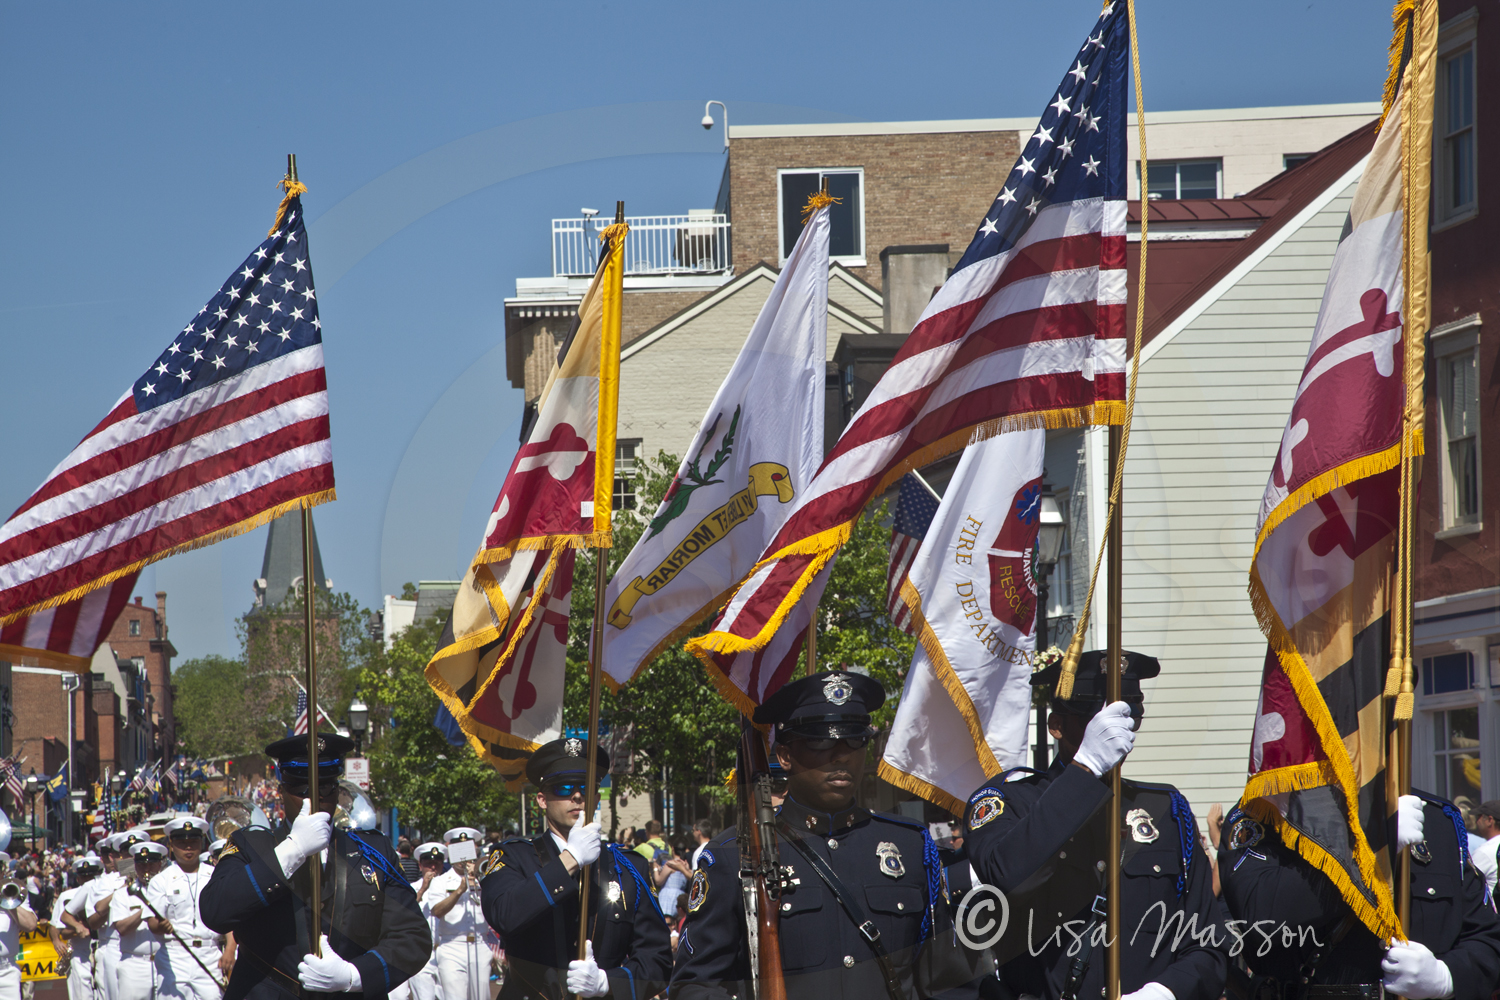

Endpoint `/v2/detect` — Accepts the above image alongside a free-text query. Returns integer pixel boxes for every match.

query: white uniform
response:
[0,903,37,1000]
[397,878,440,1000]
[145,863,220,1000]
[53,887,95,1000]
[109,883,162,1000]
[424,869,486,1000]
[69,872,127,1000]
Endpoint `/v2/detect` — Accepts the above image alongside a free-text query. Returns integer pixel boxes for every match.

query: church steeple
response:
[252,510,330,608]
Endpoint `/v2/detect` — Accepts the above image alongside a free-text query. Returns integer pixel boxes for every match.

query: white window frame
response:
[1435,9,1479,230]
[1415,636,1500,811]
[1137,158,1223,201]
[776,167,865,266]
[613,438,641,512]
[1433,313,1483,536]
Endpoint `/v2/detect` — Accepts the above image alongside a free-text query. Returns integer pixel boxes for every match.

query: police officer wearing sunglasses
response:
[671,670,952,1000]
[479,737,671,1000]
[200,733,431,1000]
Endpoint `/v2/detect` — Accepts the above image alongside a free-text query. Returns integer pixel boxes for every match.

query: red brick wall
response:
[725,130,1020,290]
[12,671,67,776]
[106,593,175,759]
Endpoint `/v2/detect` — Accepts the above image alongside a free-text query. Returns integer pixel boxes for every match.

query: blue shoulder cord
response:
[1168,790,1194,898]
[1440,800,1472,869]
[920,828,941,946]
[347,830,407,887]
[609,844,663,919]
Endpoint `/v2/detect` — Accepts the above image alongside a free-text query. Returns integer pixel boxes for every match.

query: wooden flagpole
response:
[287,152,324,959]
[1104,426,1123,1000]
[576,200,626,983]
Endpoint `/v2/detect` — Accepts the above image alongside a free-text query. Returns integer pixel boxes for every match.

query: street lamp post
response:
[1033,489,1068,771]
[348,700,369,757]
[23,771,38,851]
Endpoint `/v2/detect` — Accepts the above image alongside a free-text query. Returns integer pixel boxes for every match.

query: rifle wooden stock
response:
[739,720,786,1000]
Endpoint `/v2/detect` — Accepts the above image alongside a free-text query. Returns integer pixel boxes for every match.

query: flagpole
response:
[1105,425,1123,1000]
[804,624,817,677]
[292,150,323,959]
[577,200,626,982]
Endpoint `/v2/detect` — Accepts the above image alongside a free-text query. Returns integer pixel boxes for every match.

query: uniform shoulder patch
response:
[480,851,506,877]
[687,868,709,913]
[1227,815,1263,851]
[218,842,240,858]
[967,786,1006,830]
[699,849,715,868]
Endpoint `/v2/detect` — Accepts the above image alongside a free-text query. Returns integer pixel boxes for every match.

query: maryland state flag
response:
[1241,1,1434,941]
[427,220,626,788]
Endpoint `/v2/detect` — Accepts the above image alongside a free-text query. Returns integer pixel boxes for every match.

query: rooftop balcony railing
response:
[551,211,730,278]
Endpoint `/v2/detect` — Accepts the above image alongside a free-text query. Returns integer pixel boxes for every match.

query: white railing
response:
[551,212,731,278]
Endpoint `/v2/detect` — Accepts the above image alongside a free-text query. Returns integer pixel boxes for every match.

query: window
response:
[1423,652,1474,695]
[1432,706,1482,809]
[1283,153,1314,170]
[778,169,863,262]
[1139,159,1221,200]
[1435,320,1482,529]
[614,439,641,511]
[128,619,140,637]
[1438,44,1477,223]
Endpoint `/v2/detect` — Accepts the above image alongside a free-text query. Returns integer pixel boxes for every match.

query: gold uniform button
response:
[843,956,855,968]
[828,839,838,850]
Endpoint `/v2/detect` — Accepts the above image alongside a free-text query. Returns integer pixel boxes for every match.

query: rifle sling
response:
[777,821,906,1000]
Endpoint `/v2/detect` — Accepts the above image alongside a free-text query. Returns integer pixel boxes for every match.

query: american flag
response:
[0,190,335,668]
[293,687,333,735]
[688,3,1129,703]
[128,762,153,793]
[887,474,941,634]
[0,757,24,802]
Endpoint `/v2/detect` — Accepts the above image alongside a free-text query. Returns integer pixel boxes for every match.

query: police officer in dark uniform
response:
[479,738,671,1000]
[670,670,956,1000]
[201,733,431,1000]
[963,651,1227,1000]
[1219,786,1500,999]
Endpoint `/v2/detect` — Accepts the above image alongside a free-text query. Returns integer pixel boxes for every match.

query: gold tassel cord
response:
[801,189,842,224]
[1376,0,1419,135]
[1057,0,1150,700]
[269,175,308,237]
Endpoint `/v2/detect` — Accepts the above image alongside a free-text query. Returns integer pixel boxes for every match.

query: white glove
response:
[1397,795,1426,852]
[565,813,602,868]
[1072,702,1137,777]
[297,936,362,993]
[1122,983,1175,1000]
[1382,939,1454,999]
[566,940,610,998]
[274,799,332,878]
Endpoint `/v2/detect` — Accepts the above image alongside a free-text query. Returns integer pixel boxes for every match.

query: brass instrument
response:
[0,880,25,911]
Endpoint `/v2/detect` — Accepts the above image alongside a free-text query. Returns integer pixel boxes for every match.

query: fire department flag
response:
[426,222,625,786]
[1240,1,1434,942]
[879,430,1043,814]
[600,200,829,692]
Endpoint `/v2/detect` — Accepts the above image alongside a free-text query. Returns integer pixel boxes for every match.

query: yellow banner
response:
[607,463,794,628]
[20,927,65,981]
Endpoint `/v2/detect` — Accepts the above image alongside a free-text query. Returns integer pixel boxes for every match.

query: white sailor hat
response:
[414,842,446,862]
[164,816,210,838]
[208,839,227,856]
[116,829,152,851]
[443,827,481,845]
[72,855,101,872]
[131,841,168,862]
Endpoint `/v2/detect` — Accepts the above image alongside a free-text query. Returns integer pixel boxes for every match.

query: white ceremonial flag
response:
[600,202,830,689]
[878,429,1044,814]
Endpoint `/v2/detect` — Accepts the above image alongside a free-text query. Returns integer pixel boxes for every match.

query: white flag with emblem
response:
[878,430,1044,814]
[599,199,830,695]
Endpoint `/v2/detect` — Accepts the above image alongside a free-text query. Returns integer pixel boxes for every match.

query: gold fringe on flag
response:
[1376,0,1419,135]
[269,176,308,237]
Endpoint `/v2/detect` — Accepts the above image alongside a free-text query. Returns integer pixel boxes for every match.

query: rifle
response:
[738,717,794,1000]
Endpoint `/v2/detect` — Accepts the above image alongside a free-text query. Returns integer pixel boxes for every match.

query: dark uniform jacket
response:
[964,760,1227,1000]
[670,796,955,1000]
[479,831,671,1000]
[1219,791,1500,1000]
[200,825,431,1000]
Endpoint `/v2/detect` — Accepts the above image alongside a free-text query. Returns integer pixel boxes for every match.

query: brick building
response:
[1410,2,1496,813]
[105,592,177,762]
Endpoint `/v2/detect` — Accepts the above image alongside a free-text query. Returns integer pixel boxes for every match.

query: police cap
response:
[264,732,355,781]
[1032,649,1160,719]
[524,737,609,787]
[753,670,884,741]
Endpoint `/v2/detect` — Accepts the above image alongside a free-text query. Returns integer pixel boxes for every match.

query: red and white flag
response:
[0,186,334,672]
[1240,2,1435,943]
[687,4,1131,706]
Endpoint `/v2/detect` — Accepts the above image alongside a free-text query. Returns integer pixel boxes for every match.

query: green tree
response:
[356,612,519,837]
[239,586,375,728]
[173,654,293,759]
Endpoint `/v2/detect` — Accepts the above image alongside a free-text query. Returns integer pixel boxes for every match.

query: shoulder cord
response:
[1168,789,1194,898]
[1439,800,1471,870]
[608,844,663,919]
[920,829,941,945]
[346,830,407,888]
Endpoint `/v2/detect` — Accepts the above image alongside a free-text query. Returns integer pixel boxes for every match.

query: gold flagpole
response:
[577,201,626,983]
[286,152,324,959]
[1104,427,1123,1000]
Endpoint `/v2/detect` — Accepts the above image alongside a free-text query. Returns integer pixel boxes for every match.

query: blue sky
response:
[0,1,1393,666]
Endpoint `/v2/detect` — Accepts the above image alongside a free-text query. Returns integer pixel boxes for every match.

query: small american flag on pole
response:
[293,687,332,735]
[0,183,335,671]
[886,474,941,635]
[0,758,24,802]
